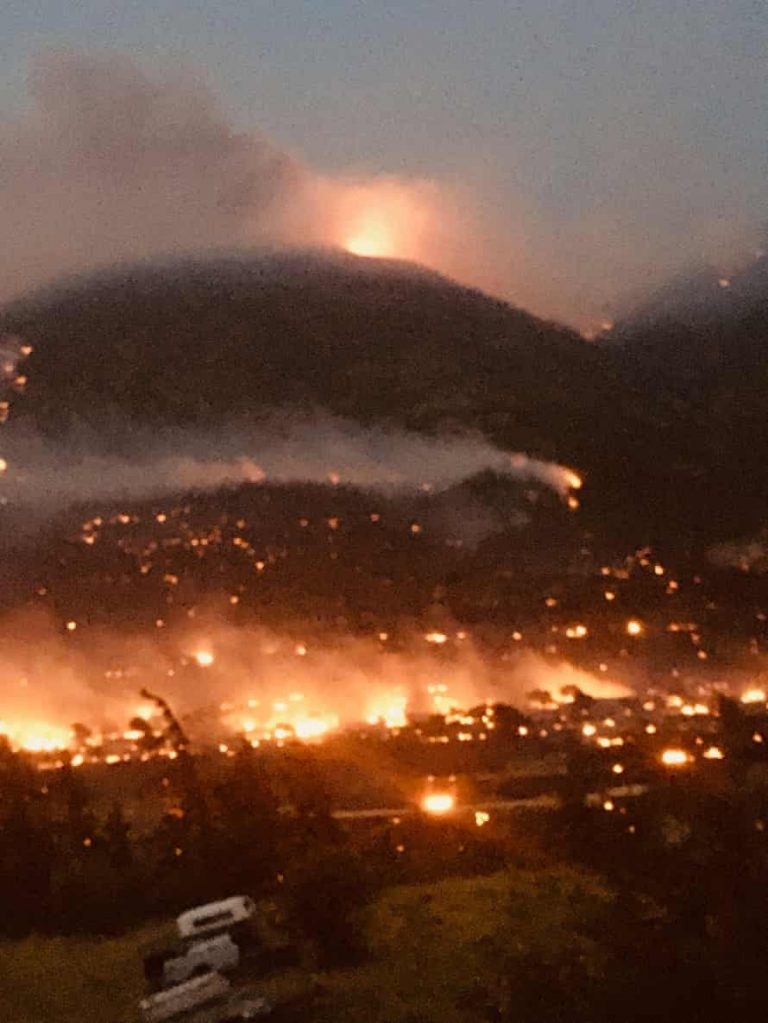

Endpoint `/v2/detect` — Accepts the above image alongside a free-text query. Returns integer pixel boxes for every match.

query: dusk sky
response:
[1,0,766,326]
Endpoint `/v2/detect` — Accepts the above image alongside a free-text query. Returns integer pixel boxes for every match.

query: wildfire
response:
[421,792,456,816]
[565,624,589,639]
[424,632,449,645]
[345,219,396,258]
[0,720,72,753]
[741,688,766,705]
[660,748,690,767]
[366,694,408,729]
[680,703,699,716]
[702,746,724,760]
[291,715,339,740]
[337,178,435,261]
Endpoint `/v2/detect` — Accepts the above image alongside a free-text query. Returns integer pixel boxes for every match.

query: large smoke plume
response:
[0,51,463,311]
[0,50,761,329]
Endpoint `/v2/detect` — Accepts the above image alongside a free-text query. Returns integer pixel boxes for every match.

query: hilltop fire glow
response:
[326,177,445,263]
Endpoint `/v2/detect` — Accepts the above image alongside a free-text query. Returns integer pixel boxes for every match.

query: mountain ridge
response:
[4,247,767,550]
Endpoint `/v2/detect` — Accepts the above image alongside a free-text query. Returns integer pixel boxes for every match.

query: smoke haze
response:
[0,50,761,329]
[0,610,632,746]
[0,415,580,512]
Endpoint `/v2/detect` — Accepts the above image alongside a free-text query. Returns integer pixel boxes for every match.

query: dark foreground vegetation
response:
[4,695,768,1021]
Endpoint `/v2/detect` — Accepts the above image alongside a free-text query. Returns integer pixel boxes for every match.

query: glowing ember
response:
[424,632,449,645]
[702,746,724,760]
[661,748,689,767]
[474,810,490,827]
[194,650,215,668]
[741,688,766,704]
[0,720,72,753]
[681,702,710,717]
[422,792,455,816]
[366,694,408,729]
[292,715,338,740]
[565,624,588,639]
[626,619,644,637]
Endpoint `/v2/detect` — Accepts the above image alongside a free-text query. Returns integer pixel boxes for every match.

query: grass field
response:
[1,866,608,1023]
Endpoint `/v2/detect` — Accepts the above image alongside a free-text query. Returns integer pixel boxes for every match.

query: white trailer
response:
[177,896,257,943]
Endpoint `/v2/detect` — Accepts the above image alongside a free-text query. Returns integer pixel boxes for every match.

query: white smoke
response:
[511,651,634,702]
[0,51,464,309]
[0,415,580,509]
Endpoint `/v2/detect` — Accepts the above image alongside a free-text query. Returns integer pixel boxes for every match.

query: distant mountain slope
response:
[0,248,741,548]
[607,251,768,544]
[0,250,621,456]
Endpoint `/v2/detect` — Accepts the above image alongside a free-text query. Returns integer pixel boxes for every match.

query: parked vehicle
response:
[139,971,230,1023]
[144,934,240,991]
[177,896,257,944]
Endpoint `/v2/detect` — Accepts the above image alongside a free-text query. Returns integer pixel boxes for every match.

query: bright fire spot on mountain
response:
[334,177,439,262]
[345,216,396,258]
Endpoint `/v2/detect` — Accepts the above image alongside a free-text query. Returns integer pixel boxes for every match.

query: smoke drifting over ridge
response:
[0,51,465,313]
[0,50,761,328]
[0,416,581,512]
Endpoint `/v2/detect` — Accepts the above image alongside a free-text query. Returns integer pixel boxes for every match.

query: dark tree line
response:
[0,737,379,971]
[530,697,768,1022]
